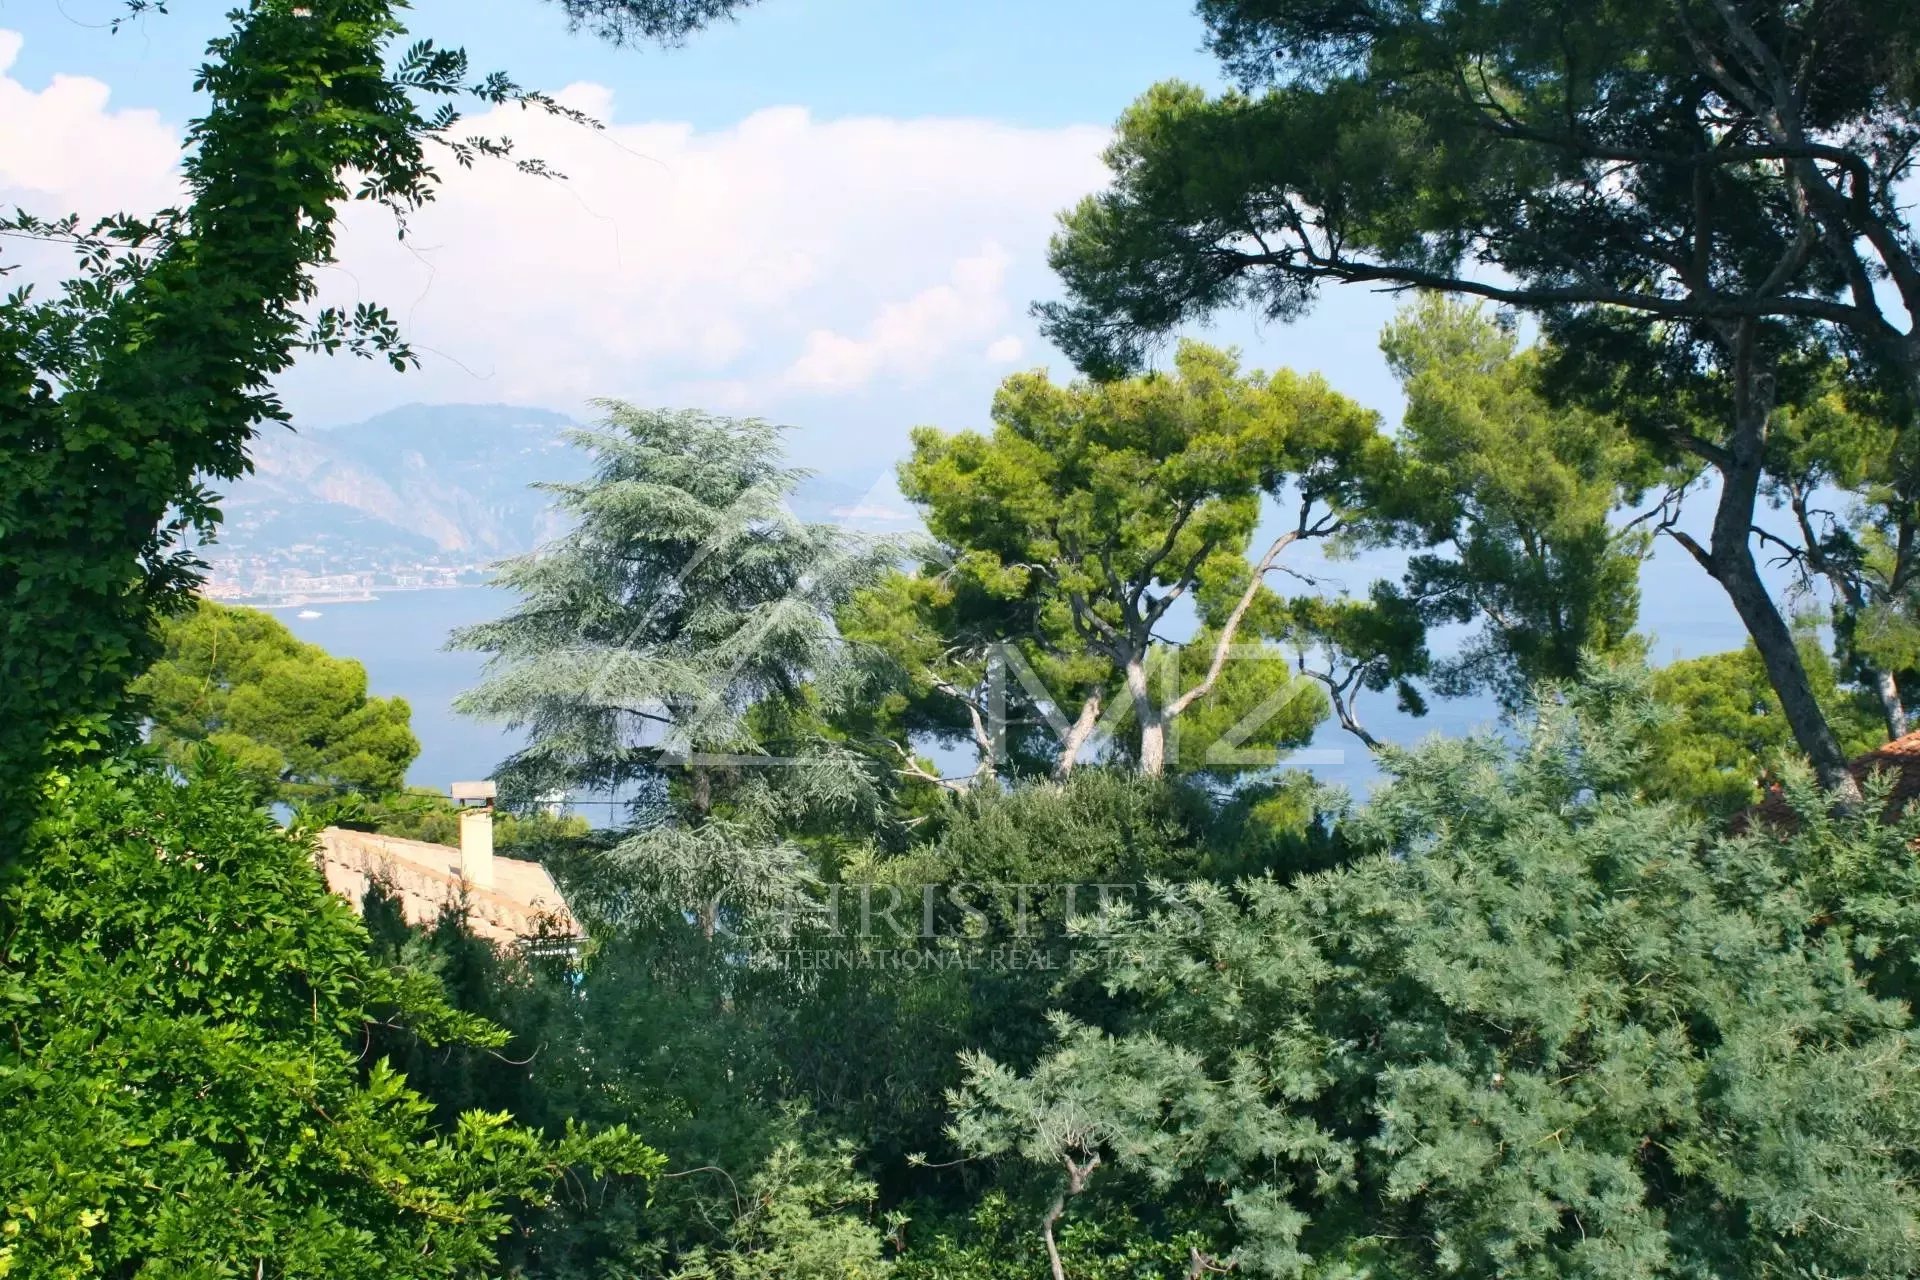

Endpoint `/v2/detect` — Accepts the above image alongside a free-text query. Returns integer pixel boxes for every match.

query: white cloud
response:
[0,29,181,220]
[301,96,1113,426]
[782,243,1012,391]
[0,28,1111,456]
[299,95,1108,421]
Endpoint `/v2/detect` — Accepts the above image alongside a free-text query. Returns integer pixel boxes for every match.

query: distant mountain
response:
[207,404,591,569]
[201,403,918,583]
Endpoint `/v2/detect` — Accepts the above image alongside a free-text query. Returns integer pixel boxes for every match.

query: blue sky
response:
[9,1,1230,129]
[0,0,1758,672]
[0,1,1400,450]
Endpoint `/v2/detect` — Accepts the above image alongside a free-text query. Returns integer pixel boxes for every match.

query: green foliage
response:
[667,1135,892,1280]
[0,0,745,842]
[896,1192,1207,1280]
[1756,368,1920,734]
[1041,2,1920,381]
[923,767,1323,893]
[131,598,417,806]
[1136,627,1329,778]
[375,764,1334,1274]
[950,668,1920,1277]
[752,769,1339,1177]
[836,565,1059,789]
[355,847,905,1278]
[0,755,659,1278]
[549,0,761,45]
[1641,643,1886,817]
[897,342,1391,776]
[1279,584,1431,750]
[1036,0,1920,790]
[1382,297,1653,708]
[453,402,897,925]
[32,9,1918,1273]
[454,402,886,788]
[0,0,570,834]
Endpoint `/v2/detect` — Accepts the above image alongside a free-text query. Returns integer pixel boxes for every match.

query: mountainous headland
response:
[201,403,918,607]
[200,404,588,605]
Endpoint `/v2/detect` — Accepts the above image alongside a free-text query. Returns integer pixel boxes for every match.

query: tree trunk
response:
[1688,344,1861,800]
[934,677,999,780]
[1041,1152,1100,1280]
[690,764,717,939]
[1124,656,1166,777]
[1054,692,1103,779]
[1163,529,1301,721]
[1832,619,1906,743]
[1330,687,1382,753]
[1137,718,1167,776]
[1873,668,1910,741]
[1040,1187,1069,1280]
[1711,542,1856,795]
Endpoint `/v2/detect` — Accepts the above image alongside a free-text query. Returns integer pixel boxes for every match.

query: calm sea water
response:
[279,535,1753,806]
[279,586,521,793]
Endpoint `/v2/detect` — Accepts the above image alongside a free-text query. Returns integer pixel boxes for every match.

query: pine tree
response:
[134,598,418,806]
[453,403,896,929]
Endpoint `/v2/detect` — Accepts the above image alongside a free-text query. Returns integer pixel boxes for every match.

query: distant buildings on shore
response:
[205,560,491,606]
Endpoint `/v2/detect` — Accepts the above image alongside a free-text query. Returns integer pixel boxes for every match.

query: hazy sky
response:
[0,2,1413,459]
[0,0,1756,663]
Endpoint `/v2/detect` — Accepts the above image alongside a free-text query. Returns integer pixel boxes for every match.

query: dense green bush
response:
[0,757,657,1278]
[951,674,1920,1276]
[1639,642,1886,816]
[303,668,1920,1279]
[894,1192,1207,1280]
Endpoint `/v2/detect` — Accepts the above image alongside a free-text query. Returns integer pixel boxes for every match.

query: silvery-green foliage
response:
[599,745,891,929]
[454,402,899,914]
[949,667,1920,1278]
[666,1127,892,1280]
[605,818,814,931]
[453,402,897,787]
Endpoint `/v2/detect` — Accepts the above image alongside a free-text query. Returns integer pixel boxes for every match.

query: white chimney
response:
[451,781,498,892]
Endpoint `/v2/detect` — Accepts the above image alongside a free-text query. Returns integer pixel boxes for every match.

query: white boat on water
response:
[296,609,322,619]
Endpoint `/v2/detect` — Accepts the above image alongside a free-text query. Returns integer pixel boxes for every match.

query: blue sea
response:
[280,586,521,794]
[281,530,1753,810]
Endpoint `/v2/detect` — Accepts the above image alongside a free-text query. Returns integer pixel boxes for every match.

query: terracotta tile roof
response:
[315,827,580,947]
[1849,730,1920,815]
[1741,730,1920,831]
[1868,730,1920,762]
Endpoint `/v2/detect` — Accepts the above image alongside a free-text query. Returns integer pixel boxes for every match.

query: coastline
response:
[211,582,488,610]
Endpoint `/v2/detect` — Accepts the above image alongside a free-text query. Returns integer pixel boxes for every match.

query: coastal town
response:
[203,557,491,607]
